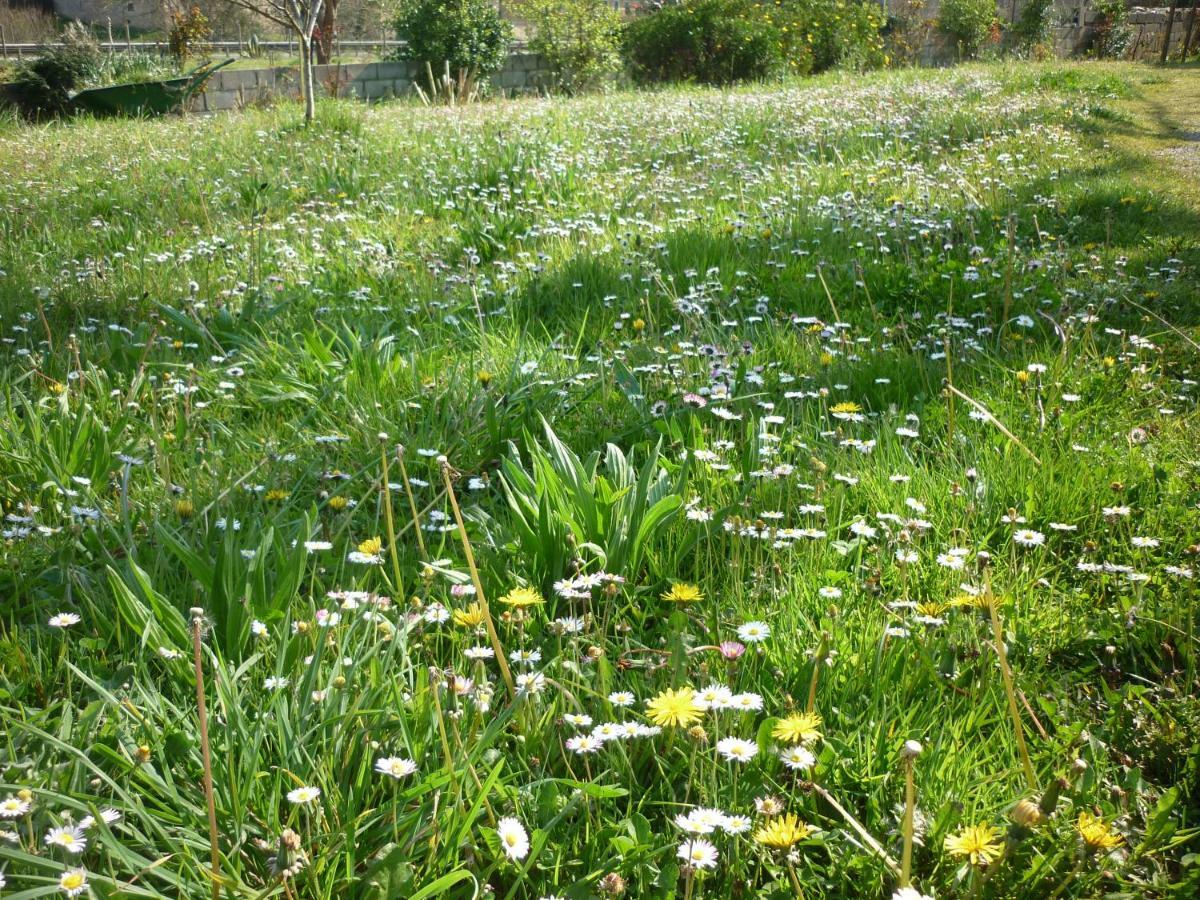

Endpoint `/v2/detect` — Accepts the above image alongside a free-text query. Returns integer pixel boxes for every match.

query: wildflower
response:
[645,687,704,728]
[608,691,635,707]
[772,712,823,745]
[58,868,89,897]
[779,745,816,771]
[716,737,758,763]
[286,786,320,806]
[755,795,785,816]
[753,813,813,849]
[251,620,269,638]
[453,603,486,628]
[718,640,746,660]
[892,888,933,900]
[1013,529,1045,547]
[516,671,546,696]
[943,823,1002,866]
[78,808,120,830]
[0,796,32,818]
[1077,811,1122,852]
[49,613,81,628]
[566,734,602,754]
[722,814,752,834]
[175,498,194,517]
[375,757,418,779]
[662,583,703,604]
[677,838,719,870]
[45,826,87,854]
[497,817,529,861]
[730,692,763,712]
[737,621,770,642]
[499,586,544,608]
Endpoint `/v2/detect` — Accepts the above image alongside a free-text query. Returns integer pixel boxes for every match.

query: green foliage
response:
[494,418,683,601]
[937,0,996,58]
[519,0,623,94]
[1,62,1199,899]
[169,6,213,63]
[1092,0,1133,58]
[1012,0,1055,52]
[393,0,513,79]
[622,0,886,85]
[622,0,787,85]
[8,23,100,120]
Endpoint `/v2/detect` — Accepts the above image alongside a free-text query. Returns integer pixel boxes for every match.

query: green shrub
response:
[937,0,995,58]
[393,0,513,79]
[784,0,888,72]
[623,0,786,85]
[1011,0,1054,52]
[623,0,886,86]
[519,0,623,94]
[1091,0,1132,59]
[9,23,101,120]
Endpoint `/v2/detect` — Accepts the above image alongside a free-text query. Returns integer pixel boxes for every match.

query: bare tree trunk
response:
[315,0,338,65]
[1161,0,1180,62]
[300,34,315,121]
[1181,0,1199,60]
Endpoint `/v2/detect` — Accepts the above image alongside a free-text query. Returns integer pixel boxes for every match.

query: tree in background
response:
[222,0,326,120]
[392,0,512,91]
[518,0,622,94]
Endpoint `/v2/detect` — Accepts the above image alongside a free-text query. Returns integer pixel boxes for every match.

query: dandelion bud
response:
[1071,758,1089,775]
[174,498,194,518]
[272,827,307,879]
[755,795,785,817]
[598,872,626,895]
[586,646,604,661]
[135,745,152,765]
[687,725,708,743]
[1010,798,1045,829]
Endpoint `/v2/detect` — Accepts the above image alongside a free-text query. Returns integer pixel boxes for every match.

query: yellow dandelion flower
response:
[453,602,486,629]
[1077,812,1122,852]
[357,537,382,556]
[662,583,703,604]
[943,823,1003,866]
[328,495,349,511]
[753,813,813,849]
[772,711,823,745]
[265,488,289,502]
[499,586,544,608]
[174,499,194,518]
[645,687,704,728]
[829,401,862,415]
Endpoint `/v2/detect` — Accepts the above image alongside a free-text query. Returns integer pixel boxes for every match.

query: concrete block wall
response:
[194,54,553,113]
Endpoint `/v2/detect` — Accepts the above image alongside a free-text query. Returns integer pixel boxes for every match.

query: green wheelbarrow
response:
[69,58,235,117]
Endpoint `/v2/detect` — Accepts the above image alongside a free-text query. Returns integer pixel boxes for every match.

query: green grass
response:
[0,61,1198,899]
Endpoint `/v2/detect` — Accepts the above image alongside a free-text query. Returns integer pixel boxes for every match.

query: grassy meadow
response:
[0,62,1199,898]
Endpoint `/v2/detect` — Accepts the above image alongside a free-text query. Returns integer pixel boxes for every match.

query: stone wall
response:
[194,54,553,113]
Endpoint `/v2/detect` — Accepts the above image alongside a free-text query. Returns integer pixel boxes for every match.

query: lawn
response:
[0,61,1198,899]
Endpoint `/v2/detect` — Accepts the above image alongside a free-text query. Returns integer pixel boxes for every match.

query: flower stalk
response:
[190,608,221,900]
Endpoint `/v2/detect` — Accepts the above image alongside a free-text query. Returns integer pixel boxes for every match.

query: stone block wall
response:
[194,54,554,113]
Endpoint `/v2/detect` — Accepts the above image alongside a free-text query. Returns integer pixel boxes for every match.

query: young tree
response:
[224,0,327,120]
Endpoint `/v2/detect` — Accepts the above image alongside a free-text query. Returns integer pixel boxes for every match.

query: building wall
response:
[53,0,162,32]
